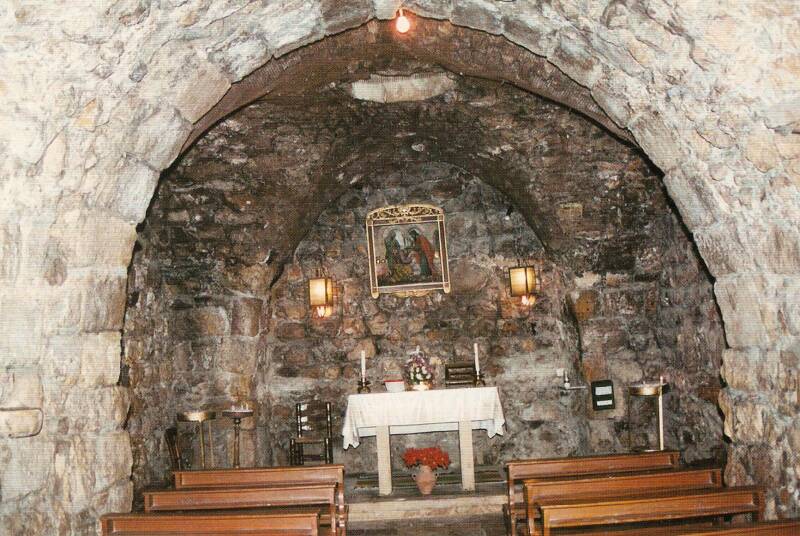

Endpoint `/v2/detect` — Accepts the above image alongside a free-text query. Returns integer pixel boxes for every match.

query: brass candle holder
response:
[474,372,486,387]
[357,379,371,394]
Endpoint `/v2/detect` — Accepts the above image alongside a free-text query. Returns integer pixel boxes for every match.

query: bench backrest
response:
[524,467,721,504]
[144,483,336,513]
[173,464,344,490]
[539,486,765,535]
[100,512,319,535]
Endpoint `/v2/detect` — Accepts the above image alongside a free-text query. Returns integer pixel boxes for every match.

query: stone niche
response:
[123,74,726,499]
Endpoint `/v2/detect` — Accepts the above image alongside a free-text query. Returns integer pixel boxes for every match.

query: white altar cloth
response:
[342,387,506,495]
[342,387,506,448]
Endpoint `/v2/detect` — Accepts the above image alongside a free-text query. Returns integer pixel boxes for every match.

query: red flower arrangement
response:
[402,446,451,470]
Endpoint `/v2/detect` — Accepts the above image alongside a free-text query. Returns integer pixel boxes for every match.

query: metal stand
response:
[627,380,669,451]
[474,372,486,387]
[177,410,216,469]
[357,379,371,394]
[222,409,253,468]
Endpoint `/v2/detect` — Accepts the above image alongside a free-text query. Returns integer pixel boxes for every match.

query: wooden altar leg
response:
[458,421,475,491]
[376,426,392,496]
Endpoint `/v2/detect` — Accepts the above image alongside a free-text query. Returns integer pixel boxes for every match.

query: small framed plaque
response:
[591,380,615,410]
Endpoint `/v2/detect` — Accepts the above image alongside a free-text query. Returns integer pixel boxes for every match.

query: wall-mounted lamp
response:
[395,8,411,33]
[308,275,334,318]
[508,264,538,307]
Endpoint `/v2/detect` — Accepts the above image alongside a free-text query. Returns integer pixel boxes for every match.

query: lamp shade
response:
[509,265,537,306]
[309,276,334,317]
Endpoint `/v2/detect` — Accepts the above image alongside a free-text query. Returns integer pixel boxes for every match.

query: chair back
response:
[165,427,182,471]
[295,401,333,440]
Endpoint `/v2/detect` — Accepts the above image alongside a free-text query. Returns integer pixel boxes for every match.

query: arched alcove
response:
[123,72,725,503]
[1,3,798,533]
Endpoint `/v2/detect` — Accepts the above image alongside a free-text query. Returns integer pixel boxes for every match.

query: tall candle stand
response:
[222,407,253,468]
[357,378,371,393]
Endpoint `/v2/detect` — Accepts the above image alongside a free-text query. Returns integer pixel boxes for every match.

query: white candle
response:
[474,342,480,376]
[360,350,366,381]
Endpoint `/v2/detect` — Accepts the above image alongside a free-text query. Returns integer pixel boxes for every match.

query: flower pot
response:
[414,465,437,495]
[411,381,432,391]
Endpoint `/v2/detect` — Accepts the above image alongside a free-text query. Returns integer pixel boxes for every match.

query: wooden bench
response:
[524,468,722,536]
[100,511,324,535]
[173,464,346,534]
[144,482,336,527]
[506,451,681,535]
[534,486,765,536]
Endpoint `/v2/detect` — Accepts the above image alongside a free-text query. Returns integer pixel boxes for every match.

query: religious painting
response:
[366,204,451,298]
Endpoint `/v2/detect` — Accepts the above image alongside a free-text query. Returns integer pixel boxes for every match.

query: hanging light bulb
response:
[396,8,411,33]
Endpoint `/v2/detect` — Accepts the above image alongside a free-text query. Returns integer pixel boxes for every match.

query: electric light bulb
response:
[396,9,410,33]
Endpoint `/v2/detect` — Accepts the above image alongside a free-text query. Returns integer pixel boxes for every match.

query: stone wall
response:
[2,2,798,531]
[123,75,725,498]
[262,164,587,472]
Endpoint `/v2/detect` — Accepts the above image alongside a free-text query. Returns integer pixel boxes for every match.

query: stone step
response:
[349,493,506,522]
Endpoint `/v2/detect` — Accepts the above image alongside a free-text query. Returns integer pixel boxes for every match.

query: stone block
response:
[347,338,376,361]
[50,208,137,268]
[81,272,128,332]
[322,0,372,34]
[451,0,502,34]
[176,306,229,338]
[275,321,306,340]
[231,298,262,336]
[93,431,133,492]
[715,274,797,349]
[0,408,43,438]
[1,436,55,501]
[216,338,260,375]
[0,368,43,409]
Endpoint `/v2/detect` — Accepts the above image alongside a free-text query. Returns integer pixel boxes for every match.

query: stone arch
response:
[1,0,799,531]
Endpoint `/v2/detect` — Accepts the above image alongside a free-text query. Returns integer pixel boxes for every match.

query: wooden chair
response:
[535,486,765,536]
[444,362,477,387]
[290,401,334,466]
[172,464,346,536]
[505,450,681,535]
[165,427,182,471]
[100,511,322,535]
[524,468,722,536]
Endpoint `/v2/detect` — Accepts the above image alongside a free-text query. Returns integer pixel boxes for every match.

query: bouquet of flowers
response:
[404,347,434,387]
[402,446,451,470]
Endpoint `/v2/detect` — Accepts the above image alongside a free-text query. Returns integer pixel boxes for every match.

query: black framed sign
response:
[591,380,615,410]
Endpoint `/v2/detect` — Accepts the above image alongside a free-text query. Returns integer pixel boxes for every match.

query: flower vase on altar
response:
[405,347,434,391]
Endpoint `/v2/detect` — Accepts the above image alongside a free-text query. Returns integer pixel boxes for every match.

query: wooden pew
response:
[505,451,681,535]
[144,483,336,528]
[535,486,765,536]
[173,464,346,534]
[524,468,722,536]
[100,511,323,535]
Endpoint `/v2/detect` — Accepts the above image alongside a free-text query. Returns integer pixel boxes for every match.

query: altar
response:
[342,387,506,495]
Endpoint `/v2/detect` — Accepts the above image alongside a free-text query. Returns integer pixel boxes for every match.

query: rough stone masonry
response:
[0,1,799,533]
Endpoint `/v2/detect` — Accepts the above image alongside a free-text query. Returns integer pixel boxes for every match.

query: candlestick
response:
[357,378,371,394]
[360,350,366,381]
[473,342,480,376]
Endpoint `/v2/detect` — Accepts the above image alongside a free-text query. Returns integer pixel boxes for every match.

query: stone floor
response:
[349,515,506,535]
